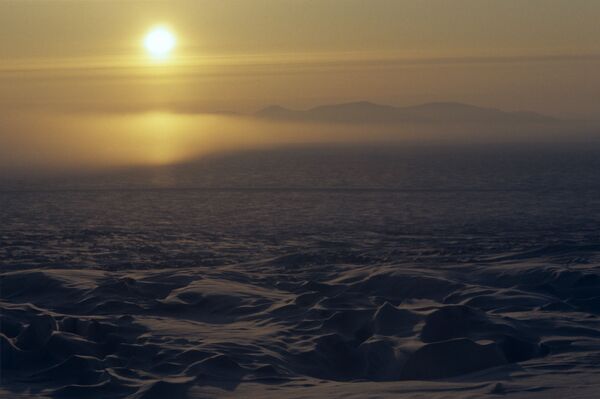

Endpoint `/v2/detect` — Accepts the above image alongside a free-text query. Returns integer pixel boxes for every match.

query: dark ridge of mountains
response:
[255,101,558,125]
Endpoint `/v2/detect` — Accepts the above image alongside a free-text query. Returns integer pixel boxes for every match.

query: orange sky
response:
[1,0,599,117]
[1,0,599,174]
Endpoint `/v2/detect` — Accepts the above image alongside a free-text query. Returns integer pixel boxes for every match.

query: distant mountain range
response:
[255,101,558,125]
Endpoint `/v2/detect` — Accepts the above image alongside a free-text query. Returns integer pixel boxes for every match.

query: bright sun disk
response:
[144,26,176,59]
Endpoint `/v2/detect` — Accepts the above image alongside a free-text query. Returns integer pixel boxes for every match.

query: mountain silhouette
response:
[255,101,557,125]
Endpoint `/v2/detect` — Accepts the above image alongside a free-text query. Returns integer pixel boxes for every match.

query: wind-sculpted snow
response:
[1,188,600,398]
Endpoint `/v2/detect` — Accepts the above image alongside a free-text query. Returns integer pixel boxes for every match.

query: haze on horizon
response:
[1,0,599,176]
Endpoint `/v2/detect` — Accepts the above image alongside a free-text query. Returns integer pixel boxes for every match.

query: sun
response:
[144,26,176,59]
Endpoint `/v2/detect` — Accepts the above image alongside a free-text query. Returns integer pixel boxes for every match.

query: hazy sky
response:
[1,0,599,175]
[2,0,599,116]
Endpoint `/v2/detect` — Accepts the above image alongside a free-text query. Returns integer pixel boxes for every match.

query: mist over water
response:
[0,111,267,176]
[1,105,599,183]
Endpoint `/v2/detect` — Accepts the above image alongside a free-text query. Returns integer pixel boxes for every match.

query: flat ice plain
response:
[2,145,600,398]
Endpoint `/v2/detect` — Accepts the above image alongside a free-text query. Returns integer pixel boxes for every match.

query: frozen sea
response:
[2,144,600,398]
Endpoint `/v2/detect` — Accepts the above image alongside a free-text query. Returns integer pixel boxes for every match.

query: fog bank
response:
[1,108,598,179]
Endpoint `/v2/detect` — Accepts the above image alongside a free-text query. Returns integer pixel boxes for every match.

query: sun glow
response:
[144,26,176,59]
